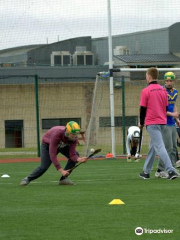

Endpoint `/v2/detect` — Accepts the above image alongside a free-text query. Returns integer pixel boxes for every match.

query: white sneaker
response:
[59,178,75,185]
[159,171,168,178]
[20,177,30,186]
[135,154,142,159]
[155,171,160,178]
[127,156,132,162]
[174,169,180,177]
[176,160,180,168]
[134,158,140,162]
[155,171,168,178]
[127,157,132,163]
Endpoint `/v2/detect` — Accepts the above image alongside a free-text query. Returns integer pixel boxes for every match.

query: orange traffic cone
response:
[106,152,114,159]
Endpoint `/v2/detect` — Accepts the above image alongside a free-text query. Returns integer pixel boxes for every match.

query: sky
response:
[0,0,180,50]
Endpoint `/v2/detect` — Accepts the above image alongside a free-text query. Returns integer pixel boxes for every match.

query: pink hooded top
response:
[42,126,78,170]
[140,83,168,126]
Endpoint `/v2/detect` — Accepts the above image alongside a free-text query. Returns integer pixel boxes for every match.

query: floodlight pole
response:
[107,0,116,157]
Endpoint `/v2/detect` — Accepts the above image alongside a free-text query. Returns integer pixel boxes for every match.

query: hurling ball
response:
[90,148,95,153]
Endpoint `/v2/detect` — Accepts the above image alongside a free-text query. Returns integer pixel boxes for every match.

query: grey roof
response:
[114,54,180,63]
[0,44,46,57]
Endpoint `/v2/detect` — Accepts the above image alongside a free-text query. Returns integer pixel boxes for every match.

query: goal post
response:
[82,67,180,158]
[115,68,180,72]
[107,0,116,158]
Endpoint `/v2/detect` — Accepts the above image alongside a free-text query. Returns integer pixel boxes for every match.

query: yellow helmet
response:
[164,72,176,80]
[66,121,81,135]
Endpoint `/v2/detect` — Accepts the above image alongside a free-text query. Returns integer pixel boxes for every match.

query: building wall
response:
[0,84,36,148]
[0,45,45,65]
[169,22,180,55]
[92,27,170,65]
[27,37,93,65]
[0,66,107,79]
[0,82,95,148]
[1,78,179,151]
[0,53,27,65]
[1,23,180,67]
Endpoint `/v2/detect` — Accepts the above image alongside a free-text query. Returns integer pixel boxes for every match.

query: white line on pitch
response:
[0,182,13,184]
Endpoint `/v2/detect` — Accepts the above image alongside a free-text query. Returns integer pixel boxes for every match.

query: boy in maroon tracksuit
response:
[20,121,87,186]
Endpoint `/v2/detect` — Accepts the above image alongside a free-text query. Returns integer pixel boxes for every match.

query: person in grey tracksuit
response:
[155,72,180,178]
[139,68,177,180]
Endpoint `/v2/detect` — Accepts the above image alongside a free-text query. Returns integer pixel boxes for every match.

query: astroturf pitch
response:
[0,159,179,240]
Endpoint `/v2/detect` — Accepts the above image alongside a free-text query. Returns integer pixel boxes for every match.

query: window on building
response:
[85,55,93,65]
[63,55,71,65]
[42,118,81,129]
[54,55,62,66]
[5,120,24,148]
[77,55,84,65]
[123,49,130,55]
[99,116,138,127]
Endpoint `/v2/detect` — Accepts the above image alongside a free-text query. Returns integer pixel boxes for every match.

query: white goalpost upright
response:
[107,0,116,157]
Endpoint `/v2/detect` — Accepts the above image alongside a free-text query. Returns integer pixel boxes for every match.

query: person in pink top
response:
[20,121,87,186]
[139,67,177,180]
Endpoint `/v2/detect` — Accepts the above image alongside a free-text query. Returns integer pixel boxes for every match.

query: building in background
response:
[1,23,180,68]
[1,23,180,151]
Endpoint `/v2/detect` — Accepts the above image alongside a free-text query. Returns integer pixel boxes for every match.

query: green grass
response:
[0,159,179,240]
[0,147,37,152]
[0,145,150,159]
[0,148,37,159]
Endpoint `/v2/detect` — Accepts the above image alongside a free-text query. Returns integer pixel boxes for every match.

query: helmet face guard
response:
[133,138,140,143]
[132,131,140,142]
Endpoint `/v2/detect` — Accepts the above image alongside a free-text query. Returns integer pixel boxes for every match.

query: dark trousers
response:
[27,143,77,182]
[130,146,137,156]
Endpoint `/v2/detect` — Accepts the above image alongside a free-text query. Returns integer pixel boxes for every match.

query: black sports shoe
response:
[167,171,178,180]
[139,172,150,179]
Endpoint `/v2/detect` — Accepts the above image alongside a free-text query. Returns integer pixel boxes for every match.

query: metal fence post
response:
[121,76,126,154]
[34,74,41,157]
